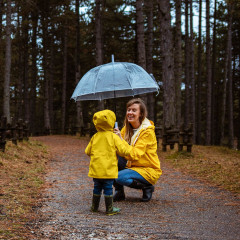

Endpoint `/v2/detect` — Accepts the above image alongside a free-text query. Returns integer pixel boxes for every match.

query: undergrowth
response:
[159,144,240,195]
[0,140,49,240]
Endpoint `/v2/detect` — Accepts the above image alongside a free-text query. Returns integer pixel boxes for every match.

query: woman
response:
[113,98,162,202]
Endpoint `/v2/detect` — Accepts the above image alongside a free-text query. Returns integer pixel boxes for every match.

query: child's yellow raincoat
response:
[121,118,162,185]
[85,110,131,179]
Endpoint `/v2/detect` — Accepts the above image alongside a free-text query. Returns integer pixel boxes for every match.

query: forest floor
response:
[1,135,240,239]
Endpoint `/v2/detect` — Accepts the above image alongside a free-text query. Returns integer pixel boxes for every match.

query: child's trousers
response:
[93,178,114,195]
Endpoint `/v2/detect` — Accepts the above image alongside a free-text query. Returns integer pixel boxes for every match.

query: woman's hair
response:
[124,98,148,144]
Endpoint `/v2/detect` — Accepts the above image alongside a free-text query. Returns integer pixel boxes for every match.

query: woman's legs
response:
[117,156,127,171]
[113,156,127,201]
[115,169,154,202]
[116,169,150,186]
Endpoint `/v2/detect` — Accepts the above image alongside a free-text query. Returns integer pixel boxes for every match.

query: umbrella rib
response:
[93,66,102,98]
[122,63,134,92]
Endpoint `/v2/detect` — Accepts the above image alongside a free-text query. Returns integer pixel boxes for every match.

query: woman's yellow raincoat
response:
[85,110,131,179]
[121,118,162,185]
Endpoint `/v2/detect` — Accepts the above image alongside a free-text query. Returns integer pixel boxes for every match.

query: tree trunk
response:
[49,35,54,130]
[184,0,190,128]
[95,0,104,110]
[158,0,176,129]
[61,25,68,134]
[206,0,212,145]
[3,0,11,123]
[175,0,182,129]
[16,5,23,121]
[42,2,51,133]
[136,0,146,69]
[196,0,202,144]
[23,14,30,123]
[190,0,195,143]
[211,0,217,144]
[30,9,38,135]
[0,0,3,39]
[75,0,84,135]
[227,3,234,148]
[136,0,147,104]
[145,0,154,121]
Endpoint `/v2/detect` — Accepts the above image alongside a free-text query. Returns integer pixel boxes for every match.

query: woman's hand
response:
[114,128,123,140]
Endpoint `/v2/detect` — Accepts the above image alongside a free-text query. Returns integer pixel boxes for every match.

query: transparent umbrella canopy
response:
[71,56,159,102]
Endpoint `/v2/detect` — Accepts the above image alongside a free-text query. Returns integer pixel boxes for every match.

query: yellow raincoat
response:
[85,110,131,179]
[121,118,162,185]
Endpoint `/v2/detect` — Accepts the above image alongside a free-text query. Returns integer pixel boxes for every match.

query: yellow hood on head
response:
[93,109,116,131]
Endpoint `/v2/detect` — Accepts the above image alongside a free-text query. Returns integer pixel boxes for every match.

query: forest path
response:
[31,135,240,240]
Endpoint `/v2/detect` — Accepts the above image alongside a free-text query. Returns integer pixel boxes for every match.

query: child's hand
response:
[114,128,123,140]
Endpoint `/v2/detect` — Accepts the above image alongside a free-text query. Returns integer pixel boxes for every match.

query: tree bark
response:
[211,0,217,144]
[175,0,182,129]
[145,0,154,121]
[30,9,38,135]
[95,0,104,110]
[0,0,3,39]
[16,4,23,121]
[184,0,190,128]
[61,24,68,134]
[227,3,234,148]
[190,0,195,143]
[136,0,146,69]
[75,0,84,135]
[158,0,176,129]
[49,35,54,130]
[42,1,51,133]
[3,0,11,123]
[23,14,30,123]
[196,0,202,144]
[206,0,212,145]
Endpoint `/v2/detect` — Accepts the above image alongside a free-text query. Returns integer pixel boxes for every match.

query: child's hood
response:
[93,109,116,131]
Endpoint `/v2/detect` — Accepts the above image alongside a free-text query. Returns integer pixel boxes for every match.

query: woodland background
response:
[0,0,239,148]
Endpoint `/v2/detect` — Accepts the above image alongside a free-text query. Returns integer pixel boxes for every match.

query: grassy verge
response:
[0,139,49,240]
[158,143,240,196]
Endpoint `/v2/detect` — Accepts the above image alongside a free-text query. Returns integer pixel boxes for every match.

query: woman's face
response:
[126,103,141,127]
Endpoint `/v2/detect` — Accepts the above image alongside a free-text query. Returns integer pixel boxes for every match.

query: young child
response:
[85,109,131,215]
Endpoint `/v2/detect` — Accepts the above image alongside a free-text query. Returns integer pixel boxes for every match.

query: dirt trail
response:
[31,136,240,240]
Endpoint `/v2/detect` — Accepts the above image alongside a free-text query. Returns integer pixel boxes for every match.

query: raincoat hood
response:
[93,109,116,132]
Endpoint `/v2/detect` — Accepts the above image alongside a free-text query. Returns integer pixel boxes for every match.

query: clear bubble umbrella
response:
[71,55,159,102]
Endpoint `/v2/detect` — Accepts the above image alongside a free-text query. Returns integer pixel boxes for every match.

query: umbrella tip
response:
[112,54,114,63]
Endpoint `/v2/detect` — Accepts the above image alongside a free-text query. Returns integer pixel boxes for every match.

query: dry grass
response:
[0,139,49,240]
[158,143,240,196]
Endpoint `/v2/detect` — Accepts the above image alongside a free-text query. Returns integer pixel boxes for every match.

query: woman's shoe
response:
[141,185,154,202]
[113,181,125,201]
[113,188,125,201]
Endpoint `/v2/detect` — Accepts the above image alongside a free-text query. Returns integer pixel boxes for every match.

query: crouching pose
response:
[113,98,162,202]
[85,109,131,215]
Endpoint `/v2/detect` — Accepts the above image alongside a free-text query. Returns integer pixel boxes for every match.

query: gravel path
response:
[31,136,240,240]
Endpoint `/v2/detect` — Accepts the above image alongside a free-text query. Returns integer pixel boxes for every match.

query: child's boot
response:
[104,195,121,215]
[91,194,101,212]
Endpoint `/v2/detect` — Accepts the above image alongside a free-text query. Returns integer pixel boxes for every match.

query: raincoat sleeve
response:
[85,137,94,156]
[113,134,131,157]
